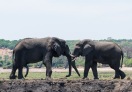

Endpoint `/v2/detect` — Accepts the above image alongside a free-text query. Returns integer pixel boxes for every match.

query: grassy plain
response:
[0,70,131,80]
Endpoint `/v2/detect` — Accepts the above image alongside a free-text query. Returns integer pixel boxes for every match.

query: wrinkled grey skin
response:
[10,37,80,79]
[71,39,126,79]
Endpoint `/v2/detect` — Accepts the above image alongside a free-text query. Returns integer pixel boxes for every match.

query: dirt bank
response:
[0,79,131,92]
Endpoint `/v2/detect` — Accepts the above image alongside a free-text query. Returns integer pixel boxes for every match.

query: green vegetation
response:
[0,38,132,68]
[0,70,131,80]
[0,39,19,49]
[124,58,132,67]
[0,54,12,69]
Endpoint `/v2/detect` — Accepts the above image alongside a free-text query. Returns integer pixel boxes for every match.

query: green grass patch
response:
[0,70,131,80]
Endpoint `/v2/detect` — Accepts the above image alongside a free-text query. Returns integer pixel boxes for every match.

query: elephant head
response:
[51,37,80,77]
[50,37,67,57]
[71,39,94,60]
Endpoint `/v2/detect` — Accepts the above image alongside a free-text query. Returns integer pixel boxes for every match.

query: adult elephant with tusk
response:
[9,37,80,79]
[71,39,126,79]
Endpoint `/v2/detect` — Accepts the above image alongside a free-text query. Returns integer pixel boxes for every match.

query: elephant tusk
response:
[72,57,77,61]
[70,54,77,61]
[70,54,74,57]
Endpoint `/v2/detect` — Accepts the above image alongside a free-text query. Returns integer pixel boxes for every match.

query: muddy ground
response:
[0,79,131,92]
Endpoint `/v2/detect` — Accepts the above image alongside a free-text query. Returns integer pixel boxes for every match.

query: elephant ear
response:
[53,43,62,56]
[64,44,70,55]
[82,44,93,56]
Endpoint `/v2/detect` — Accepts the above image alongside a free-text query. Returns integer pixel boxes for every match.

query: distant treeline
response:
[1,38,132,50]
[0,38,132,68]
[0,39,19,49]
[1,38,132,58]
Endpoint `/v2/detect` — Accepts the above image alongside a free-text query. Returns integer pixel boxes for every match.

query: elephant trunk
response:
[70,54,77,61]
[65,55,72,77]
[66,55,80,77]
[71,60,80,77]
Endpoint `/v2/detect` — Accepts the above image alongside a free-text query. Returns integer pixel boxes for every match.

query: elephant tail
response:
[12,50,15,63]
[24,65,29,77]
[120,50,124,68]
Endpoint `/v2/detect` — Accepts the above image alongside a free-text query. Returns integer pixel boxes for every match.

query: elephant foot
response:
[10,75,17,79]
[66,74,71,77]
[18,76,24,79]
[45,76,52,81]
[121,74,126,79]
[77,74,81,77]
[18,77,25,79]
[82,77,89,80]
[94,77,99,80]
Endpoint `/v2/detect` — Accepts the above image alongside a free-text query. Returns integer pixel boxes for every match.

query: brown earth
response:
[0,79,131,92]
[0,67,132,92]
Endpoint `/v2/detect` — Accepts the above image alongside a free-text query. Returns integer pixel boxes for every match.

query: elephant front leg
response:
[91,61,99,79]
[43,54,52,79]
[43,53,53,79]
[83,56,93,79]
[83,61,91,79]
[45,61,52,78]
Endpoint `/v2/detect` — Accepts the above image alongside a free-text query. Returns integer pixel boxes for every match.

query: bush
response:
[0,63,3,67]
[3,65,12,69]
[2,60,12,69]
[75,57,85,67]
[124,58,132,67]
[0,61,3,67]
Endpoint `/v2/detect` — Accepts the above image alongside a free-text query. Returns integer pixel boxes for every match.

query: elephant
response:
[10,37,80,79]
[71,39,126,79]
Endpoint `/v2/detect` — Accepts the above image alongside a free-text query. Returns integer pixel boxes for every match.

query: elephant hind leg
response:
[18,67,24,79]
[114,70,120,79]
[10,64,17,79]
[119,70,126,79]
[109,64,120,79]
[91,61,99,79]
[110,60,126,79]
